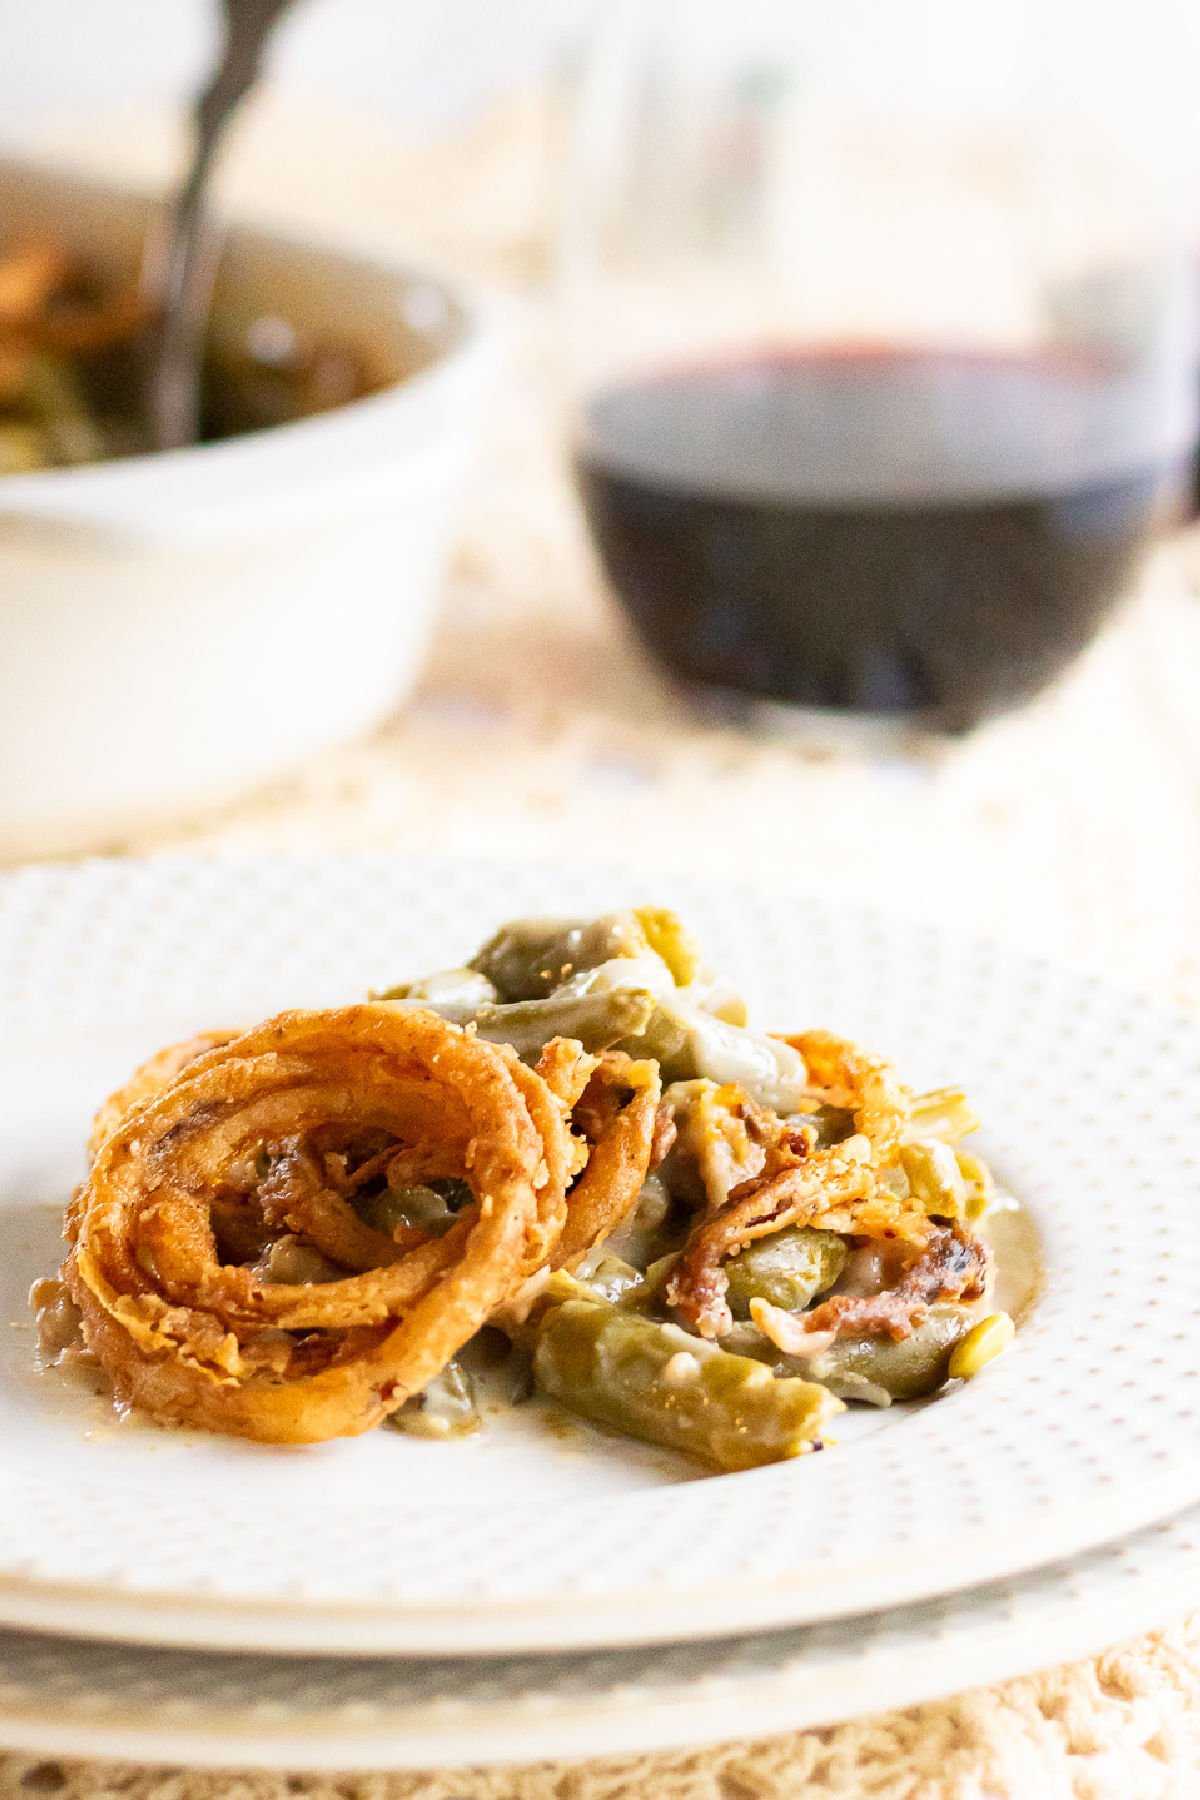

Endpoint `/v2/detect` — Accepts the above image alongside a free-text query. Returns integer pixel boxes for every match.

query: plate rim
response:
[2,850,1200,1657]
[2,1444,1200,1658]
[0,1510,1196,1769]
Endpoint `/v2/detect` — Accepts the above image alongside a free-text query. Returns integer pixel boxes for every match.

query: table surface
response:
[5,91,1200,1800]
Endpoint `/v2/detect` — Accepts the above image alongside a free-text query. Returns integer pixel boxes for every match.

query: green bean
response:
[803,1304,975,1404]
[469,914,650,1001]
[570,1254,647,1305]
[252,1235,344,1285]
[724,1227,848,1319]
[461,1328,536,1406]
[899,1140,969,1219]
[640,1251,682,1304]
[467,914,783,1094]
[386,1359,481,1438]
[473,987,656,1058]
[363,1181,468,1238]
[501,1268,616,1354]
[805,1104,857,1147]
[533,1299,839,1471]
[373,967,498,1008]
[380,987,656,1060]
[717,1320,782,1362]
[562,938,753,1032]
[623,1003,808,1113]
[599,1173,676,1269]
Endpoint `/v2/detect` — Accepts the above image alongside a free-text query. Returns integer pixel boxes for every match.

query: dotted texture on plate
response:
[0,853,1199,1655]
[0,1504,1196,1767]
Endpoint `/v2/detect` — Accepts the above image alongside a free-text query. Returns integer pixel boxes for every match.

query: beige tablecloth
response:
[4,93,1200,1799]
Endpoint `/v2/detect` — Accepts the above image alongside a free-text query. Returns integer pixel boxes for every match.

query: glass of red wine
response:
[561,0,1199,733]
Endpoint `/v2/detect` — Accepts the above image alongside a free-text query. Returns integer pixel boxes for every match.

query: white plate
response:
[0,1506,1198,1769]
[1,853,1199,1657]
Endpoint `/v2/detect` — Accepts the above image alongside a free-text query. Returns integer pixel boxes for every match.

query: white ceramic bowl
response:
[0,159,494,858]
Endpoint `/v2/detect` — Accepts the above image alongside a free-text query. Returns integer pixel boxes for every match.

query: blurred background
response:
[0,0,585,129]
[2,0,1200,1005]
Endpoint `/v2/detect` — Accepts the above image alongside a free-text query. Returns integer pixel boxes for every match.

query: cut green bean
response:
[469,914,650,1001]
[534,1299,839,1471]
[381,987,655,1060]
[384,912,797,1103]
[473,988,655,1058]
[361,908,1007,1460]
[571,1253,647,1306]
[803,1304,975,1404]
[623,1003,809,1113]
[373,967,498,1008]
[364,1181,468,1239]
[599,1173,675,1270]
[900,1140,969,1219]
[724,1227,848,1319]
[387,1359,481,1438]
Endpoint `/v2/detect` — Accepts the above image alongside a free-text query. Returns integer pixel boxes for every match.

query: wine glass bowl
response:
[561,0,1199,731]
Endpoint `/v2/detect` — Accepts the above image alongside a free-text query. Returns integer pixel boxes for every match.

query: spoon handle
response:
[145,0,298,451]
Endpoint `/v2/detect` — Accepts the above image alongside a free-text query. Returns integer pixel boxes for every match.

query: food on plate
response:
[0,234,373,474]
[35,907,1016,1467]
[46,1007,595,1444]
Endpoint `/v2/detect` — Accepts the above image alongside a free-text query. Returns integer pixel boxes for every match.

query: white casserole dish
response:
[0,159,494,858]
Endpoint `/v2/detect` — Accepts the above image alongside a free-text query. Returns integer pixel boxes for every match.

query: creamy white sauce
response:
[978,1193,1042,1321]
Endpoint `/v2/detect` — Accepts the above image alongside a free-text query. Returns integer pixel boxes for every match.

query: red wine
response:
[575,348,1183,728]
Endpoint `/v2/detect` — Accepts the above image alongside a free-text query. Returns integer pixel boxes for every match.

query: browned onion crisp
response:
[66,1006,582,1443]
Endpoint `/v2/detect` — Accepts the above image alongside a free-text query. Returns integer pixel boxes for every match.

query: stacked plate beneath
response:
[1,856,1198,1768]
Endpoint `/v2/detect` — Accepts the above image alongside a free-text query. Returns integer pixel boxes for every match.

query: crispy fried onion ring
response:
[486,1049,660,1324]
[87,1030,240,1160]
[668,1031,929,1340]
[65,1005,579,1444]
[551,1052,660,1270]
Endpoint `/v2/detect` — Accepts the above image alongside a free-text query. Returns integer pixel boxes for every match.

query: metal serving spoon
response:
[145,0,300,450]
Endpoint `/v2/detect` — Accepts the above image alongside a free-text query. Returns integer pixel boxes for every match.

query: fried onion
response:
[552,1052,661,1270]
[65,1006,578,1444]
[668,1032,930,1339]
[86,1030,240,1160]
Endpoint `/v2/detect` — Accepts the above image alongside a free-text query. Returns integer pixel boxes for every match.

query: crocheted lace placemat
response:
[6,94,1200,1798]
[2,1619,1199,1800]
